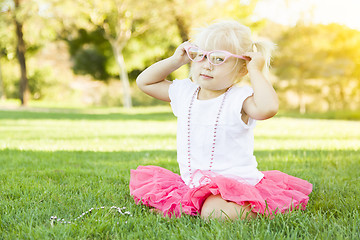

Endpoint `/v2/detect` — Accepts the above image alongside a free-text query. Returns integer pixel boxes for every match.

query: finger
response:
[243,52,257,57]
[180,42,191,51]
[242,52,256,61]
[240,55,252,61]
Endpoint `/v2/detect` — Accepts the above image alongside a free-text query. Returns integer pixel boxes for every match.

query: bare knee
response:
[200,194,257,220]
[200,195,224,219]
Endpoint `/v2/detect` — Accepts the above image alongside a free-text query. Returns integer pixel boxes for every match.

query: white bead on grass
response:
[50,206,131,226]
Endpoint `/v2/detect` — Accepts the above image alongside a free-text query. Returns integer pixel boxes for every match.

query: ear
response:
[238,63,248,77]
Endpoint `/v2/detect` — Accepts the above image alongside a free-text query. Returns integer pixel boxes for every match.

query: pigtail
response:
[252,39,276,77]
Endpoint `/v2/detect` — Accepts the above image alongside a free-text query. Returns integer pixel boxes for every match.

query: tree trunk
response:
[299,92,306,114]
[169,0,189,42]
[298,77,306,114]
[111,44,132,108]
[174,15,189,42]
[14,0,30,106]
[0,57,5,100]
[337,81,346,110]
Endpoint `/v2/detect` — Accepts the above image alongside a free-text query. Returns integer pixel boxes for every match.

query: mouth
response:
[200,74,213,79]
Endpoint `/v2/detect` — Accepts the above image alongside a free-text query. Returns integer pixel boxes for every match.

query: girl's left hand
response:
[242,52,265,72]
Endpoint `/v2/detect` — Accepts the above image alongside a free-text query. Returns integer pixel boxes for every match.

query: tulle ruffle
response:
[129,165,312,218]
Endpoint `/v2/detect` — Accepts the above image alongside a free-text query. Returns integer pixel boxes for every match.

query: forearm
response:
[136,56,183,89]
[248,69,279,117]
[136,42,191,101]
[136,56,185,102]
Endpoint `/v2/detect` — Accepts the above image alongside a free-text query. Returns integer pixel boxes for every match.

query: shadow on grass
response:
[0,109,176,121]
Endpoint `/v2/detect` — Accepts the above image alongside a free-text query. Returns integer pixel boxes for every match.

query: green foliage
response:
[58,0,261,81]
[73,48,109,80]
[66,28,112,80]
[1,61,19,98]
[1,0,360,111]
[274,23,360,80]
[28,67,56,100]
[0,107,359,239]
[0,4,16,60]
[273,23,360,112]
[0,59,59,100]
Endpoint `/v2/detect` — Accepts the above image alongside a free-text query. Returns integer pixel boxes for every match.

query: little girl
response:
[130,20,312,220]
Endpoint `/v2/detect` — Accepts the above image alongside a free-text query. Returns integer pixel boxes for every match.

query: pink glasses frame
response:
[184,45,248,65]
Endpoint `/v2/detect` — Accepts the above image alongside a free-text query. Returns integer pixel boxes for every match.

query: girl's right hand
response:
[136,41,193,102]
[171,41,192,66]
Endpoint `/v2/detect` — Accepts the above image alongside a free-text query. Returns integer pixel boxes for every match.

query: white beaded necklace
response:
[49,206,132,226]
[187,86,231,187]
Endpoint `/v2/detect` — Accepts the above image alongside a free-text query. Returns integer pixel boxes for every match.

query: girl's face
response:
[190,43,246,98]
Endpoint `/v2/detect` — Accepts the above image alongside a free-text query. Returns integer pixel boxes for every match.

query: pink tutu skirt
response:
[129,165,312,218]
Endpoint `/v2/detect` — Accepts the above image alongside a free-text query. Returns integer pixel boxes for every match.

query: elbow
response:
[251,95,279,120]
[266,101,279,119]
[136,74,145,91]
[268,106,279,118]
[136,75,142,87]
[260,102,279,120]
[268,95,279,118]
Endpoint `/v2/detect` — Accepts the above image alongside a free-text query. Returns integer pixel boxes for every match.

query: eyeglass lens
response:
[187,47,228,65]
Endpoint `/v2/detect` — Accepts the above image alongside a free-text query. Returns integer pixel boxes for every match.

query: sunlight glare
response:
[254,0,360,30]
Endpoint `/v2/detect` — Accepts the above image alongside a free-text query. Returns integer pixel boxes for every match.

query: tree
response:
[48,0,261,108]
[13,0,31,105]
[273,23,360,112]
[0,0,31,105]
[0,0,57,105]
[165,0,260,42]
[0,16,11,100]
[0,56,4,100]
[50,0,171,108]
[67,28,112,81]
[62,0,166,108]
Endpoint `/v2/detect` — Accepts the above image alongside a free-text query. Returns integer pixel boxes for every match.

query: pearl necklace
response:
[187,86,231,187]
[49,206,132,226]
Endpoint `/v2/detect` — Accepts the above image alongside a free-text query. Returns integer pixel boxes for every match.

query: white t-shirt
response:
[169,78,264,187]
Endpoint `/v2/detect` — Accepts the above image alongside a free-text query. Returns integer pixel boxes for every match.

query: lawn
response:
[0,106,359,239]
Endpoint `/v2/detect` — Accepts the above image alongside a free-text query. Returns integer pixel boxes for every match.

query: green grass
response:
[0,106,359,239]
[277,110,360,121]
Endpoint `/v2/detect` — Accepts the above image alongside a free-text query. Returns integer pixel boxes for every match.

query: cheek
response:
[216,71,239,86]
[226,64,244,79]
[190,64,201,76]
[220,65,238,77]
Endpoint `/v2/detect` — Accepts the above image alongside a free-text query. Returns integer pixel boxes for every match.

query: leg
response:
[149,208,163,214]
[200,194,257,220]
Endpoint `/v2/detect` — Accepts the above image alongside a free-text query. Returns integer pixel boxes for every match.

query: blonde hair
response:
[191,20,275,78]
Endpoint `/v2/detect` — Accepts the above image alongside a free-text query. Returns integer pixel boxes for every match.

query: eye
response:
[216,57,225,62]
[210,52,227,64]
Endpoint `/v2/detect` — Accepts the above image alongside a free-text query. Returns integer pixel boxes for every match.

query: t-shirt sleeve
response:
[233,86,256,129]
[168,78,193,117]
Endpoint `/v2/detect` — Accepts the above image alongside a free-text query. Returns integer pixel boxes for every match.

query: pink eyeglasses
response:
[185,45,248,65]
